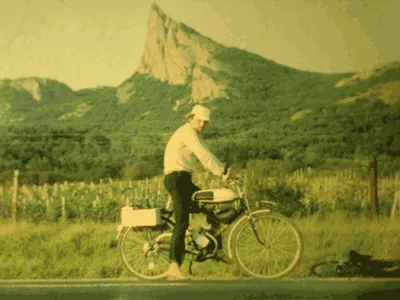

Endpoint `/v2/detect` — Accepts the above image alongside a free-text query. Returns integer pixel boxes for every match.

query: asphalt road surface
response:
[0,278,399,300]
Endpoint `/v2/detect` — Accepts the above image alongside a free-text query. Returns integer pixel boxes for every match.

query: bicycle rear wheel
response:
[119,225,172,280]
[234,211,303,279]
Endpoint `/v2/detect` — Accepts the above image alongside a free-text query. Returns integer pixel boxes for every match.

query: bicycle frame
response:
[115,177,276,259]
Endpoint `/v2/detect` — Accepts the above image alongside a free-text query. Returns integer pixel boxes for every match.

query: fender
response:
[227,209,271,259]
[115,224,125,242]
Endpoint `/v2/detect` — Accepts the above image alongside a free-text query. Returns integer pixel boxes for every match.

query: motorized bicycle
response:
[115,174,303,280]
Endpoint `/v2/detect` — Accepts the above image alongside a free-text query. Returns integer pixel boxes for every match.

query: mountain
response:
[0,77,75,125]
[135,3,228,102]
[0,3,399,180]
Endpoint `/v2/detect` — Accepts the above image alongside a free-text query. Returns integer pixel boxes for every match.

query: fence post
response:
[369,156,379,219]
[46,197,51,218]
[11,170,19,222]
[391,191,400,220]
[61,196,66,222]
[157,179,161,205]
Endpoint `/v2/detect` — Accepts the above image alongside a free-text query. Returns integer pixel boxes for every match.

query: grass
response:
[292,211,400,278]
[0,211,399,280]
[0,221,124,280]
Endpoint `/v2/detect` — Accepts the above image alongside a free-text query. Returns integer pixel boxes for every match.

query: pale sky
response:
[0,0,398,90]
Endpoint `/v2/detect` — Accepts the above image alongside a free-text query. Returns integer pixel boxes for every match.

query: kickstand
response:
[188,255,195,275]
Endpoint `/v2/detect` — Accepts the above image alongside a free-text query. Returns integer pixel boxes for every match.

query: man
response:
[163,104,230,279]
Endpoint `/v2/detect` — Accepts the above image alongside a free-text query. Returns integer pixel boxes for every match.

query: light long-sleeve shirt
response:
[163,123,225,176]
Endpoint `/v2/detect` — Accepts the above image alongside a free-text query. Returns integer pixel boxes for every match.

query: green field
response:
[0,211,398,280]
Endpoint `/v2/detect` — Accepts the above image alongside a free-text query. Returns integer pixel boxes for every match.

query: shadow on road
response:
[311,250,400,278]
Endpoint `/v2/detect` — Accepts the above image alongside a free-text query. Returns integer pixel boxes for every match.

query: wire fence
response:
[0,168,399,223]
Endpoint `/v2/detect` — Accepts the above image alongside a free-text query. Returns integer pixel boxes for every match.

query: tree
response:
[344,107,400,218]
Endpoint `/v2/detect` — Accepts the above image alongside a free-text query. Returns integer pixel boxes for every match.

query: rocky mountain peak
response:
[1,78,47,101]
[149,3,167,22]
[133,3,228,102]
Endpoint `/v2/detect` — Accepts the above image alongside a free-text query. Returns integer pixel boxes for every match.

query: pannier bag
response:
[120,206,163,227]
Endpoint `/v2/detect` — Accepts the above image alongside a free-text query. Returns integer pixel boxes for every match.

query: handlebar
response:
[221,168,244,188]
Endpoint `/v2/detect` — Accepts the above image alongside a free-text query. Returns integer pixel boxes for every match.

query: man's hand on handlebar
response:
[221,167,237,182]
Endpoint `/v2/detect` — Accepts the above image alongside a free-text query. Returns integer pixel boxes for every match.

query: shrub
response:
[24,201,47,223]
[122,161,161,180]
[248,179,307,217]
[245,158,286,178]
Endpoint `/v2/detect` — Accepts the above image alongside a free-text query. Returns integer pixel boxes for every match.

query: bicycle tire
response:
[234,211,303,279]
[119,221,173,280]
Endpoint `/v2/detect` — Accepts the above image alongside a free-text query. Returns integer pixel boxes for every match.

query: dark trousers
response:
[164,171,222,266]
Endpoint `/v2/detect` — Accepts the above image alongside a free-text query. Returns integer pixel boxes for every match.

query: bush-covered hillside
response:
[0,47,399,182]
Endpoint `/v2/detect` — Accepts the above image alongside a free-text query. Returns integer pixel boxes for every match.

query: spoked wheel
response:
[119,224,172,280]
[234,211,303,279]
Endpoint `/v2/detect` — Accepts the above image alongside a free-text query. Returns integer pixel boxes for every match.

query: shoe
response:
[166,262,190,280]
[215,250,234,265]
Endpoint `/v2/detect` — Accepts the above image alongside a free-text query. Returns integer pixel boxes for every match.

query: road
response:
[0,278,399,300]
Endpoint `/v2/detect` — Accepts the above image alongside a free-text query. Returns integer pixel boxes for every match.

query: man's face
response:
[189,116,208,133]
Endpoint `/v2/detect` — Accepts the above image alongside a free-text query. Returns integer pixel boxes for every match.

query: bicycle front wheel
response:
[234,211,303,279]
[119,226,172,280]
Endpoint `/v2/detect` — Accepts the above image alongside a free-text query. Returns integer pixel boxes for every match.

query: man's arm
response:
[183,127,225,176]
